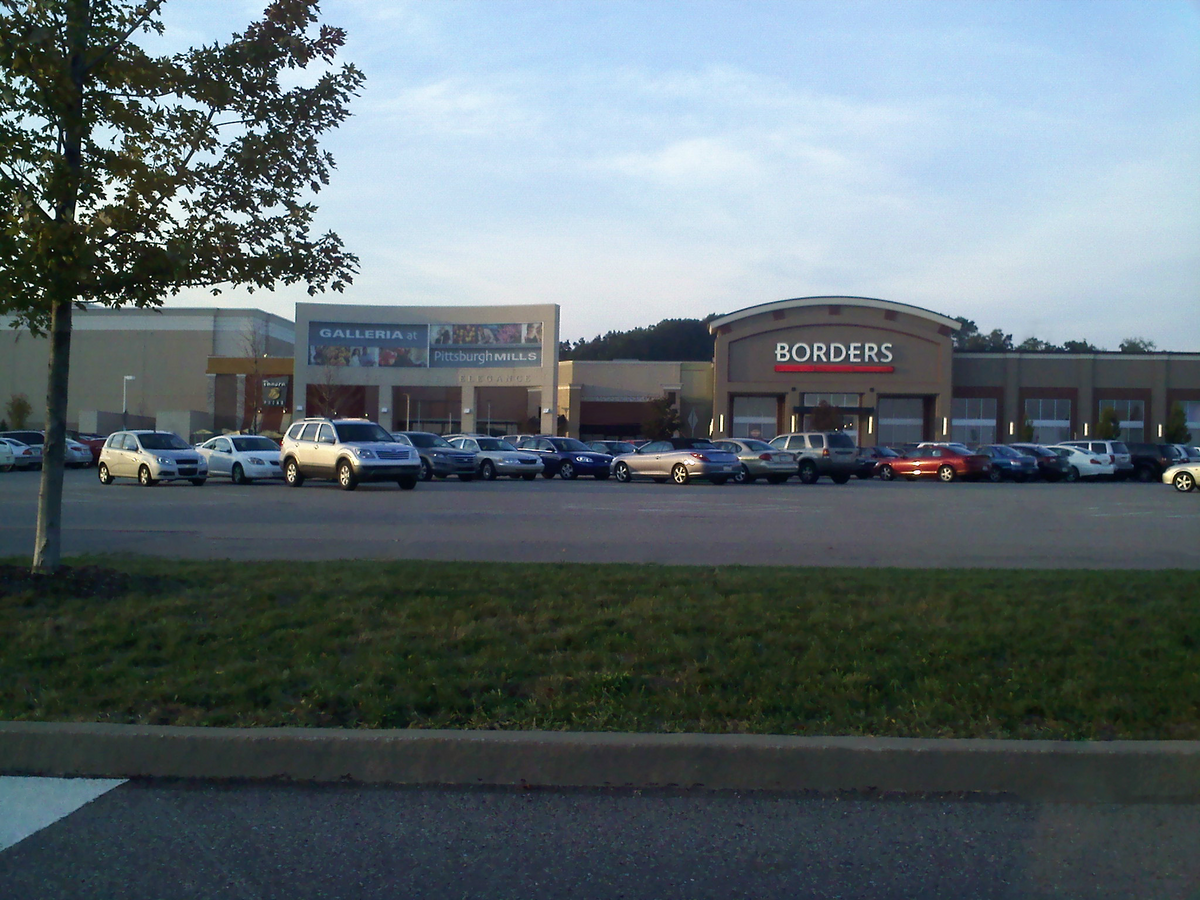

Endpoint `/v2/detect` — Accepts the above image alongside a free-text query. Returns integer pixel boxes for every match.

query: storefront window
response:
[1024,398,1071,444]
[951,397,997,445]
[1097,399,1145,442]
[731,396,778,440]
[802,393,860,440]
[877,397,924,446]
[1184,401,1200,438]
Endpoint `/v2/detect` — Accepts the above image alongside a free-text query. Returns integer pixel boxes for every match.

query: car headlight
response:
[354,448,376,459]
[156,456,173,465]
[574,455,590,462]
[248,457,265,465]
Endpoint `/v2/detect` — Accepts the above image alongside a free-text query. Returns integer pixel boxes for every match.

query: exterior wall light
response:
[1008,421,1015,436]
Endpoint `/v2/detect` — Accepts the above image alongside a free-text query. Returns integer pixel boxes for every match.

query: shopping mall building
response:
[2,296,1198,445]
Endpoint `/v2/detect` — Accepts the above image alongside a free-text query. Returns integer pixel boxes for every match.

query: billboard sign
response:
[306,321,544,369]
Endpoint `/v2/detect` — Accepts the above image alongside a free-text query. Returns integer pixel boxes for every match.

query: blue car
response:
[974,444,1040,482]
[516,436,613,479]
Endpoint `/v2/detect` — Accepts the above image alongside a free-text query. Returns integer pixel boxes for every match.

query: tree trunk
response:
[33,299,73,573]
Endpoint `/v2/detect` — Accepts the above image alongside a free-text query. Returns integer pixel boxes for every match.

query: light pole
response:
[402,393,411,431]
[122,375,136,429]
[486,402,492,435]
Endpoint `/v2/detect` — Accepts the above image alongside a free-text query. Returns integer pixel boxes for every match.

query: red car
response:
[877,445,992,482]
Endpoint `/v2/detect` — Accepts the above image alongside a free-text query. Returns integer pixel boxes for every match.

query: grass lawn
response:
[1,558,1197,740]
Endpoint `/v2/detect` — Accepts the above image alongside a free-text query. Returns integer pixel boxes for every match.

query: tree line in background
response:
[559,314,1163,360]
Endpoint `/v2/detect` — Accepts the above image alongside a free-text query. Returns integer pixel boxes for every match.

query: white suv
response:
[281,418,421,491]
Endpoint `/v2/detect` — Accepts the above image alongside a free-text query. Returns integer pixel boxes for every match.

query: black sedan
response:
[516,436,613,479]
[1010,443,1072,482]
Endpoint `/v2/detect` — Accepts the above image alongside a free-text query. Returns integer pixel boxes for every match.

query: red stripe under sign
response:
[774,364,895,373]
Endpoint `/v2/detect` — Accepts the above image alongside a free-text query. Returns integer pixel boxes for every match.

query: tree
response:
[240,318,272,433]
[1061,339,1100,353]
[0,1,363,571]
[951,318,1014,351]
[1164,403,1192,444]
[562,316,720,361]
[1118,337,1157,354]
[642,397,681,440]
[1017,337,1061,352]
[5,394,33,429]
[809,400,843,432]
[1096,406,1120,440]
[1019,418,1035,442]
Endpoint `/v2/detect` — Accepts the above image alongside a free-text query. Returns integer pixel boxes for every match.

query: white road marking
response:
[0,776,125,852]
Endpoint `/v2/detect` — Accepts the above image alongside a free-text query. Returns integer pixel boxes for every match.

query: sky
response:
[160,0,1200,350]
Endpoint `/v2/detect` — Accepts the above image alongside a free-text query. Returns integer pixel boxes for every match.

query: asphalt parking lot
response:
[2,467,1197,567]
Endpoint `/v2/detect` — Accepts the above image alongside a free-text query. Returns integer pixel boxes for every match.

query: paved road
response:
[1,467,1198,567]
[1,779,1197,899]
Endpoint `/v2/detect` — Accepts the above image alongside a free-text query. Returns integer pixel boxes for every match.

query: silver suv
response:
[281,418,421,491]
[768,431,858,484]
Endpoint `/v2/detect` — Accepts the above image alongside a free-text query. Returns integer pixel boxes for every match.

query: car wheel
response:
[337,460,358,491]
[397,475,418,490]
[541,468,557,479]
[830,473,851,485]
[558,462,576,480]
[190,478,206,486]
[1065,466,1080,483]
[671,463,690,485]
[614,461,632,483]
[418,458,433,481]
[1173,471,1196,492]
[231,463,248,485]
[710,476,729,485]
[878,465,895,482]
[284,458,305,487]
[97,463,113,484]
[458,474,474,482]
[138,465,156,487]
[798,461,818,484]
[767,474,789,484]
[1136,465,1156,483]
[479,460,497,481]
[987,467,1003,483]
[938,465,957,483]
[732,464,754,484]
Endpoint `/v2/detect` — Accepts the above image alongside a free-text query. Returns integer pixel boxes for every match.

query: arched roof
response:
[708,296,962,333]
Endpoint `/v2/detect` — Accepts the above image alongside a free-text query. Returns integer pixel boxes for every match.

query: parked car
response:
[586,440,639,457]
[62,438,94,467]
[712,438,796,483]
[1045,445,1115,481]
[281,418,421,490]
[195,434,283,483]
[1171,444,1200,463]
[98,430,208,486]
[394,431,477,481]
[611,438,740,485]
[1010,443,1073,482]
[854,446,901,479]
[0,439,14,472]
[515,436,613,479]
[1162,460,1200,492]
[0,437,42,470]
[1125,442,1189,483]
[1060,440,1134,480]
[973,445,1039,482]
[67,430,108,464]
[0,430,45,468]
[447,435,543,480]
[876,445,992,482]
[768,431,858,484]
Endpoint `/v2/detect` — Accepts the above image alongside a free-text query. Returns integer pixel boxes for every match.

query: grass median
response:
[1,558,1197,740]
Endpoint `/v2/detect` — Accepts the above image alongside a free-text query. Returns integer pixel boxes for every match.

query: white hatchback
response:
[195,434,283,484]
[98,430,208,486]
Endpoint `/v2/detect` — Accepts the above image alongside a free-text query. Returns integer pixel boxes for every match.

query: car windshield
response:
[334,422,393,443]
[477,438,515,451]
[827,433,855,449]
[992,445,1022,458]
[138,432,190,450]
[741,439,775,452]
[405,433,452,449]
[232,437,278,452]
[551,438,590,452]
[686,440,718,450]
[611,442,637,454]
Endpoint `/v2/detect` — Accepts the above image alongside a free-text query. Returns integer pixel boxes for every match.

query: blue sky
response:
[163,0,1200,350]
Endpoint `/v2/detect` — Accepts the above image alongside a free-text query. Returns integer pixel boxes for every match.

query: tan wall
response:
[711,298,957,440]
[557,360,714,438]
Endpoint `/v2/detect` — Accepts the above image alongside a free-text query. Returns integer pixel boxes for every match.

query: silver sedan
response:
[447,435,544,480]
[611,438,740,485]
[713,438,796,484]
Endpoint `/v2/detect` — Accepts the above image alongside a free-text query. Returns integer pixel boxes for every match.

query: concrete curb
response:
[2,723,1197,802]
